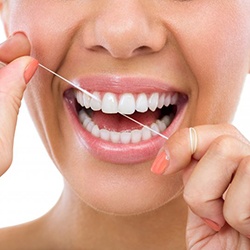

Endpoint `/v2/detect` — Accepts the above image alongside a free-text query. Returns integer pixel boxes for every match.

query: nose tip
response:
[82,4,168,59]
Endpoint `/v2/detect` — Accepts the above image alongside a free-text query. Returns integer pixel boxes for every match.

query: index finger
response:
[151,124,246,175]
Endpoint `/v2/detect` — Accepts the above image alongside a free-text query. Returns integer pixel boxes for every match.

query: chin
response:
[65,159,184,216]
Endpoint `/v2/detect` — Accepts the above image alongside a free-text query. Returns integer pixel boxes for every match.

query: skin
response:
[0,0,250,249]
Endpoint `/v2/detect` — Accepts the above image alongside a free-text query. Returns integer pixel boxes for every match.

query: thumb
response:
[186,208,216,249]
[0,56,38,176]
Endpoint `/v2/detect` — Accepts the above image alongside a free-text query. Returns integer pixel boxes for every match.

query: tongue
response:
[91,110,161,131]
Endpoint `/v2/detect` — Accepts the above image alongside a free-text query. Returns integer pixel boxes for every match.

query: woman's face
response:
[2,1,250,214]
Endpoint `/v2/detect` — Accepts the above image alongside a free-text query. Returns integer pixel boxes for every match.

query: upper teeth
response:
[75,91,178,114]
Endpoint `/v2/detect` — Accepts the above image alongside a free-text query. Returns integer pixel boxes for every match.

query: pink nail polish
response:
[24,59,39,84]
[202,218,221,232]
[151,150,170,175]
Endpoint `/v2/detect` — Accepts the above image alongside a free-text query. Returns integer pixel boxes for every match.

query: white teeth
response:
[78,109,172,144]
[76,91,84,107]
[158,94,165,109]
[151,123,160,136]
[83,93,91,109]
[118,93,135,115]
[120,132,131,144]
[136,93,148,112]
[171,93,178,105]
[162,115,172,126]
[74,90,179,144]
[141,127,152,141]
[90,92,102,111]
[131,130,142,144]
[164,94,171,107]
[75,90,179,115]
[110,131,120,143]
[92,125,100,137]
[156,119,167,132]
[86,121,95,132]
[100,129,110,141]
[148,93,159,112]
[102,93,118,114]
[83,117,91,128]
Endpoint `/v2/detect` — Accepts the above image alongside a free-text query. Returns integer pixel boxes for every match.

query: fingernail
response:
[9,31,26,38]
[151,150,170,175]
[202,218,221,232]
[24,59,39,84]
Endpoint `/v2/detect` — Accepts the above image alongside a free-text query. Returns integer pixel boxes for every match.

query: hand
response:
[0,32,38,176]
[151,124,250,249]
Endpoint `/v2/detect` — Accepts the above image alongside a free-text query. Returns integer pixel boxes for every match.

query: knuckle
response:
[224,208,250,230]
[210,135,235,158]
[183,188,203,209]
[221,123,238,135]
[220,123,248,144]
[239,156,250,175]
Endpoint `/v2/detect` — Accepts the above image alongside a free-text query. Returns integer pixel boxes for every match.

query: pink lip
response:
[72,75,178,93]
[64,75,188,164]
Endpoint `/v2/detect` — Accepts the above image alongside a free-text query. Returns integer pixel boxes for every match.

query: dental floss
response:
[121,114,169,140]
[38,63,99,101]
[39,63,169,140]
[0,61,169,140]
[0,61,6,68]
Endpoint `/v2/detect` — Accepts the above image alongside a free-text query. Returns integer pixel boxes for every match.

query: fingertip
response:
[202,218,223,232]
[151,128,191,175]
[24,58,39,83]
[151,149,170,175]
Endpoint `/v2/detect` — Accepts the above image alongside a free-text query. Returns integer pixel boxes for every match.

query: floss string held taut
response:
[0,61,168,140]
[38,63,169,140]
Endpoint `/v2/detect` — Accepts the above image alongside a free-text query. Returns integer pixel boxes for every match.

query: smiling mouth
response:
[74,90,185,144]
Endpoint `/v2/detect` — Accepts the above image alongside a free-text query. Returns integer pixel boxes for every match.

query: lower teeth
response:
[78,110,172,144]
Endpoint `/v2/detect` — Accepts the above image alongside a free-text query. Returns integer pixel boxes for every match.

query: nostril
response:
[133,46,154,56]
[89,45,107,53]
[88,45,155,58]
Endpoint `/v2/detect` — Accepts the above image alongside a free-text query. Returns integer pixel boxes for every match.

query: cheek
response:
[6,1,79,68]
[194,29,249,123]
[173,5,250,123]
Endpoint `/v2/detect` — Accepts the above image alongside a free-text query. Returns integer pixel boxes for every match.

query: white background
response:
[0,24,250,228]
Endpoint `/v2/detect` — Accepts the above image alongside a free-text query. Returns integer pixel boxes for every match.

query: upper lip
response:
[70,75,184,94]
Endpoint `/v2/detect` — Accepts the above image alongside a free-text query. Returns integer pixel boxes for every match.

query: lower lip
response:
[64,96,187,164]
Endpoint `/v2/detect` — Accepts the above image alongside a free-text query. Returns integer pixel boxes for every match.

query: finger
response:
[183,135,250,231]
[182,159,198,186]
[151,124,247,175]
[223,156,250,237]
[0,32,31,63]
[186,208,217,249]
[0,56,38,176]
